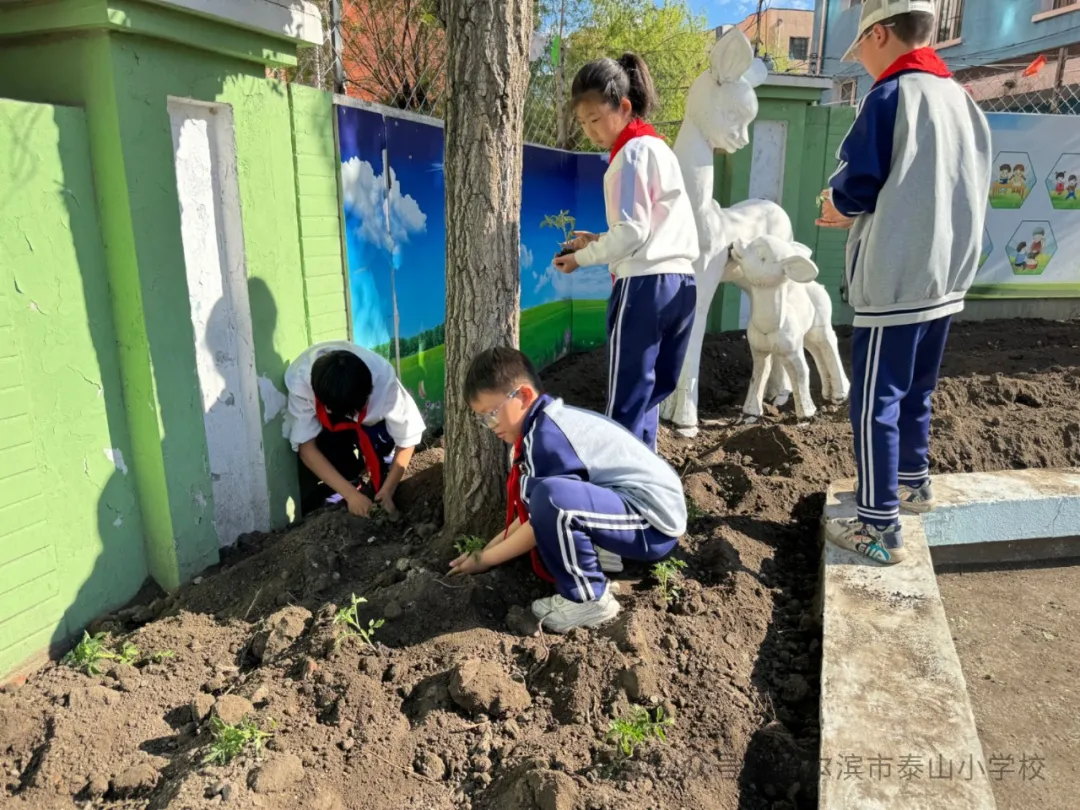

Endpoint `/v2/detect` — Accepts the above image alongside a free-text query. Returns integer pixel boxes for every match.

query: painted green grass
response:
[978,252,990,269]
[1009,253,1053,276]
[571,299,608,352]
[396,301,580,427]
[520,300,573,369]
[1048,191,1080,210]
[988,188,1032,209]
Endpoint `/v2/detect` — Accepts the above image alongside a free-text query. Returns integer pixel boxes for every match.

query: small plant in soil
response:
[606,706,673,760]
[62,631,134,676]
[453,535,485,557]
[541,210,577,257]
[686,495,705,523]
[652,559,688,604]
[117,641,140,666]
[203,716,273,766]
[333,594,385,650]
[149,649,175,664]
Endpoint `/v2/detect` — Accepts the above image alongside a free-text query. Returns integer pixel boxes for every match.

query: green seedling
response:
[202,716,273,766]
[117,641,140,666]
[541,210,577,246]
[333,593,385,650]
[606,706,673,759]
[62,632,115,676]
[686,495,705,523]
[453,535,485,557]
[651,559,688,603]
[149,649,175,664]
[62,632,142,676]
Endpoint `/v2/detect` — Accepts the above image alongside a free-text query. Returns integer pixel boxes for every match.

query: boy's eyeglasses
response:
[476,388,521,429]
[855,21,895,47]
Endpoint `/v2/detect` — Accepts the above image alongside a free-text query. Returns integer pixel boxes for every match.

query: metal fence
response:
[816,48,1080,116]
[283,0,710,149]
[282,0,580,147]
[957,50,1080,115]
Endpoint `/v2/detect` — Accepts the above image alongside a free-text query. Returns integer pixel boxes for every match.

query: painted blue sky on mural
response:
[337,105,613,350]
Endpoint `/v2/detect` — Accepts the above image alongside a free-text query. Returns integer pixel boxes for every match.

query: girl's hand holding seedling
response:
[553,252,580,274]
[566,230,598,251]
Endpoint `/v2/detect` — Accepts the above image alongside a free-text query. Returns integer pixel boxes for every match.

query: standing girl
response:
[553,53,698,452]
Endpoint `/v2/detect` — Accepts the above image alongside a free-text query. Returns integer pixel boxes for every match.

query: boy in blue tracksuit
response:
[448,348,687,632]
[815,0,992,564]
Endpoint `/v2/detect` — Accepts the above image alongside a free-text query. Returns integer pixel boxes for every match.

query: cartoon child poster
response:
[1006,221,1057,276]
[989,151,1036,209]
[1046,154,1080,210]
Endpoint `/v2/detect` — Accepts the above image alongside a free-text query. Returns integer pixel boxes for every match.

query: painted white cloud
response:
[340,157,427,253]
[533,261,612,300]
[572,266,615,299]
[520,243,534,270]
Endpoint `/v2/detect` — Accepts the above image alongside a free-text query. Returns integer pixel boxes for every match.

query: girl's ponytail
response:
[571,53,659,119]
[616,53,657,119]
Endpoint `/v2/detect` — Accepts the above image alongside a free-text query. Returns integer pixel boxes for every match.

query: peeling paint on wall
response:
[103,448,129,475]
[257,374,287,425]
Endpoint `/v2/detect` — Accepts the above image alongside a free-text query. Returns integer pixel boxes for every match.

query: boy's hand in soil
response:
[566,231,598,251]
[345,490,374,518]
[815,189,855,230]
[449,550,492,577]
[374,486,398,518]
[553,252,579,274]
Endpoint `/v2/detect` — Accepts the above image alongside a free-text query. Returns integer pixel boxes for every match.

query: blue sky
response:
[688,0,813,28]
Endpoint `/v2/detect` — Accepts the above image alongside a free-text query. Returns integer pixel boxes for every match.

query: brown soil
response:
[2,319,1079,810]
[938,564,1080,810]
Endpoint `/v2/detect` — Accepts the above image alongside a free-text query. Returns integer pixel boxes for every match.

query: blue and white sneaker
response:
[825,518,905,564]
[898,480,935,514]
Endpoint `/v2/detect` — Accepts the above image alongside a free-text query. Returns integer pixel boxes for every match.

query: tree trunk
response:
[442,0,532,536]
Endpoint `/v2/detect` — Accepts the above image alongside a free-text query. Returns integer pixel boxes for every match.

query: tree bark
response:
[442,0,532,535]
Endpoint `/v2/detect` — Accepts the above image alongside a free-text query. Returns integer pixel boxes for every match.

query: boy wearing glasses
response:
[449,347,686,633]
[815,0,991,564]
[283,342,425,517]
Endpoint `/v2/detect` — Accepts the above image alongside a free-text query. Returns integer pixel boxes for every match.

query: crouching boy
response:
[449,347,686,632]
[284,342,425,517]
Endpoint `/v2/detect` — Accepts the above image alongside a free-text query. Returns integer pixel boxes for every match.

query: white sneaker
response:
[531,587,620,633]
[595,546,624,573]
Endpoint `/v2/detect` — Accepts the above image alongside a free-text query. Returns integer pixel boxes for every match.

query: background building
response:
[811,0,1080,111]
[719,7,816,74]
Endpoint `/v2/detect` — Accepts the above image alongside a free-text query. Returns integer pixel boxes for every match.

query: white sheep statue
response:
[659,27,797,437]
[727,235,849,421]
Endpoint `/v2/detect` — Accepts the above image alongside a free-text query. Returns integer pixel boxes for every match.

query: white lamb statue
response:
[727,235,849,421]
[660,26,799,437]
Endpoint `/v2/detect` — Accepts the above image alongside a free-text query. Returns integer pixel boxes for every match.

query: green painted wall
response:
[289,84,350,345]
[106,35,310,536]
[0,32,195,590]
[708,92,856,332]
[0,97,147,676]
[0,16,318,589]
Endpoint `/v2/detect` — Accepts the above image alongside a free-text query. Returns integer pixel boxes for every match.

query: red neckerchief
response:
[506,436,555,584]
[605,119,663,287]
[875,48,952,85]
[609,117,662,162]
[315,399,383,493]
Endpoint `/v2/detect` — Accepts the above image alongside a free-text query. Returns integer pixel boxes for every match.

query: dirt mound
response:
[3,318,1078,810]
